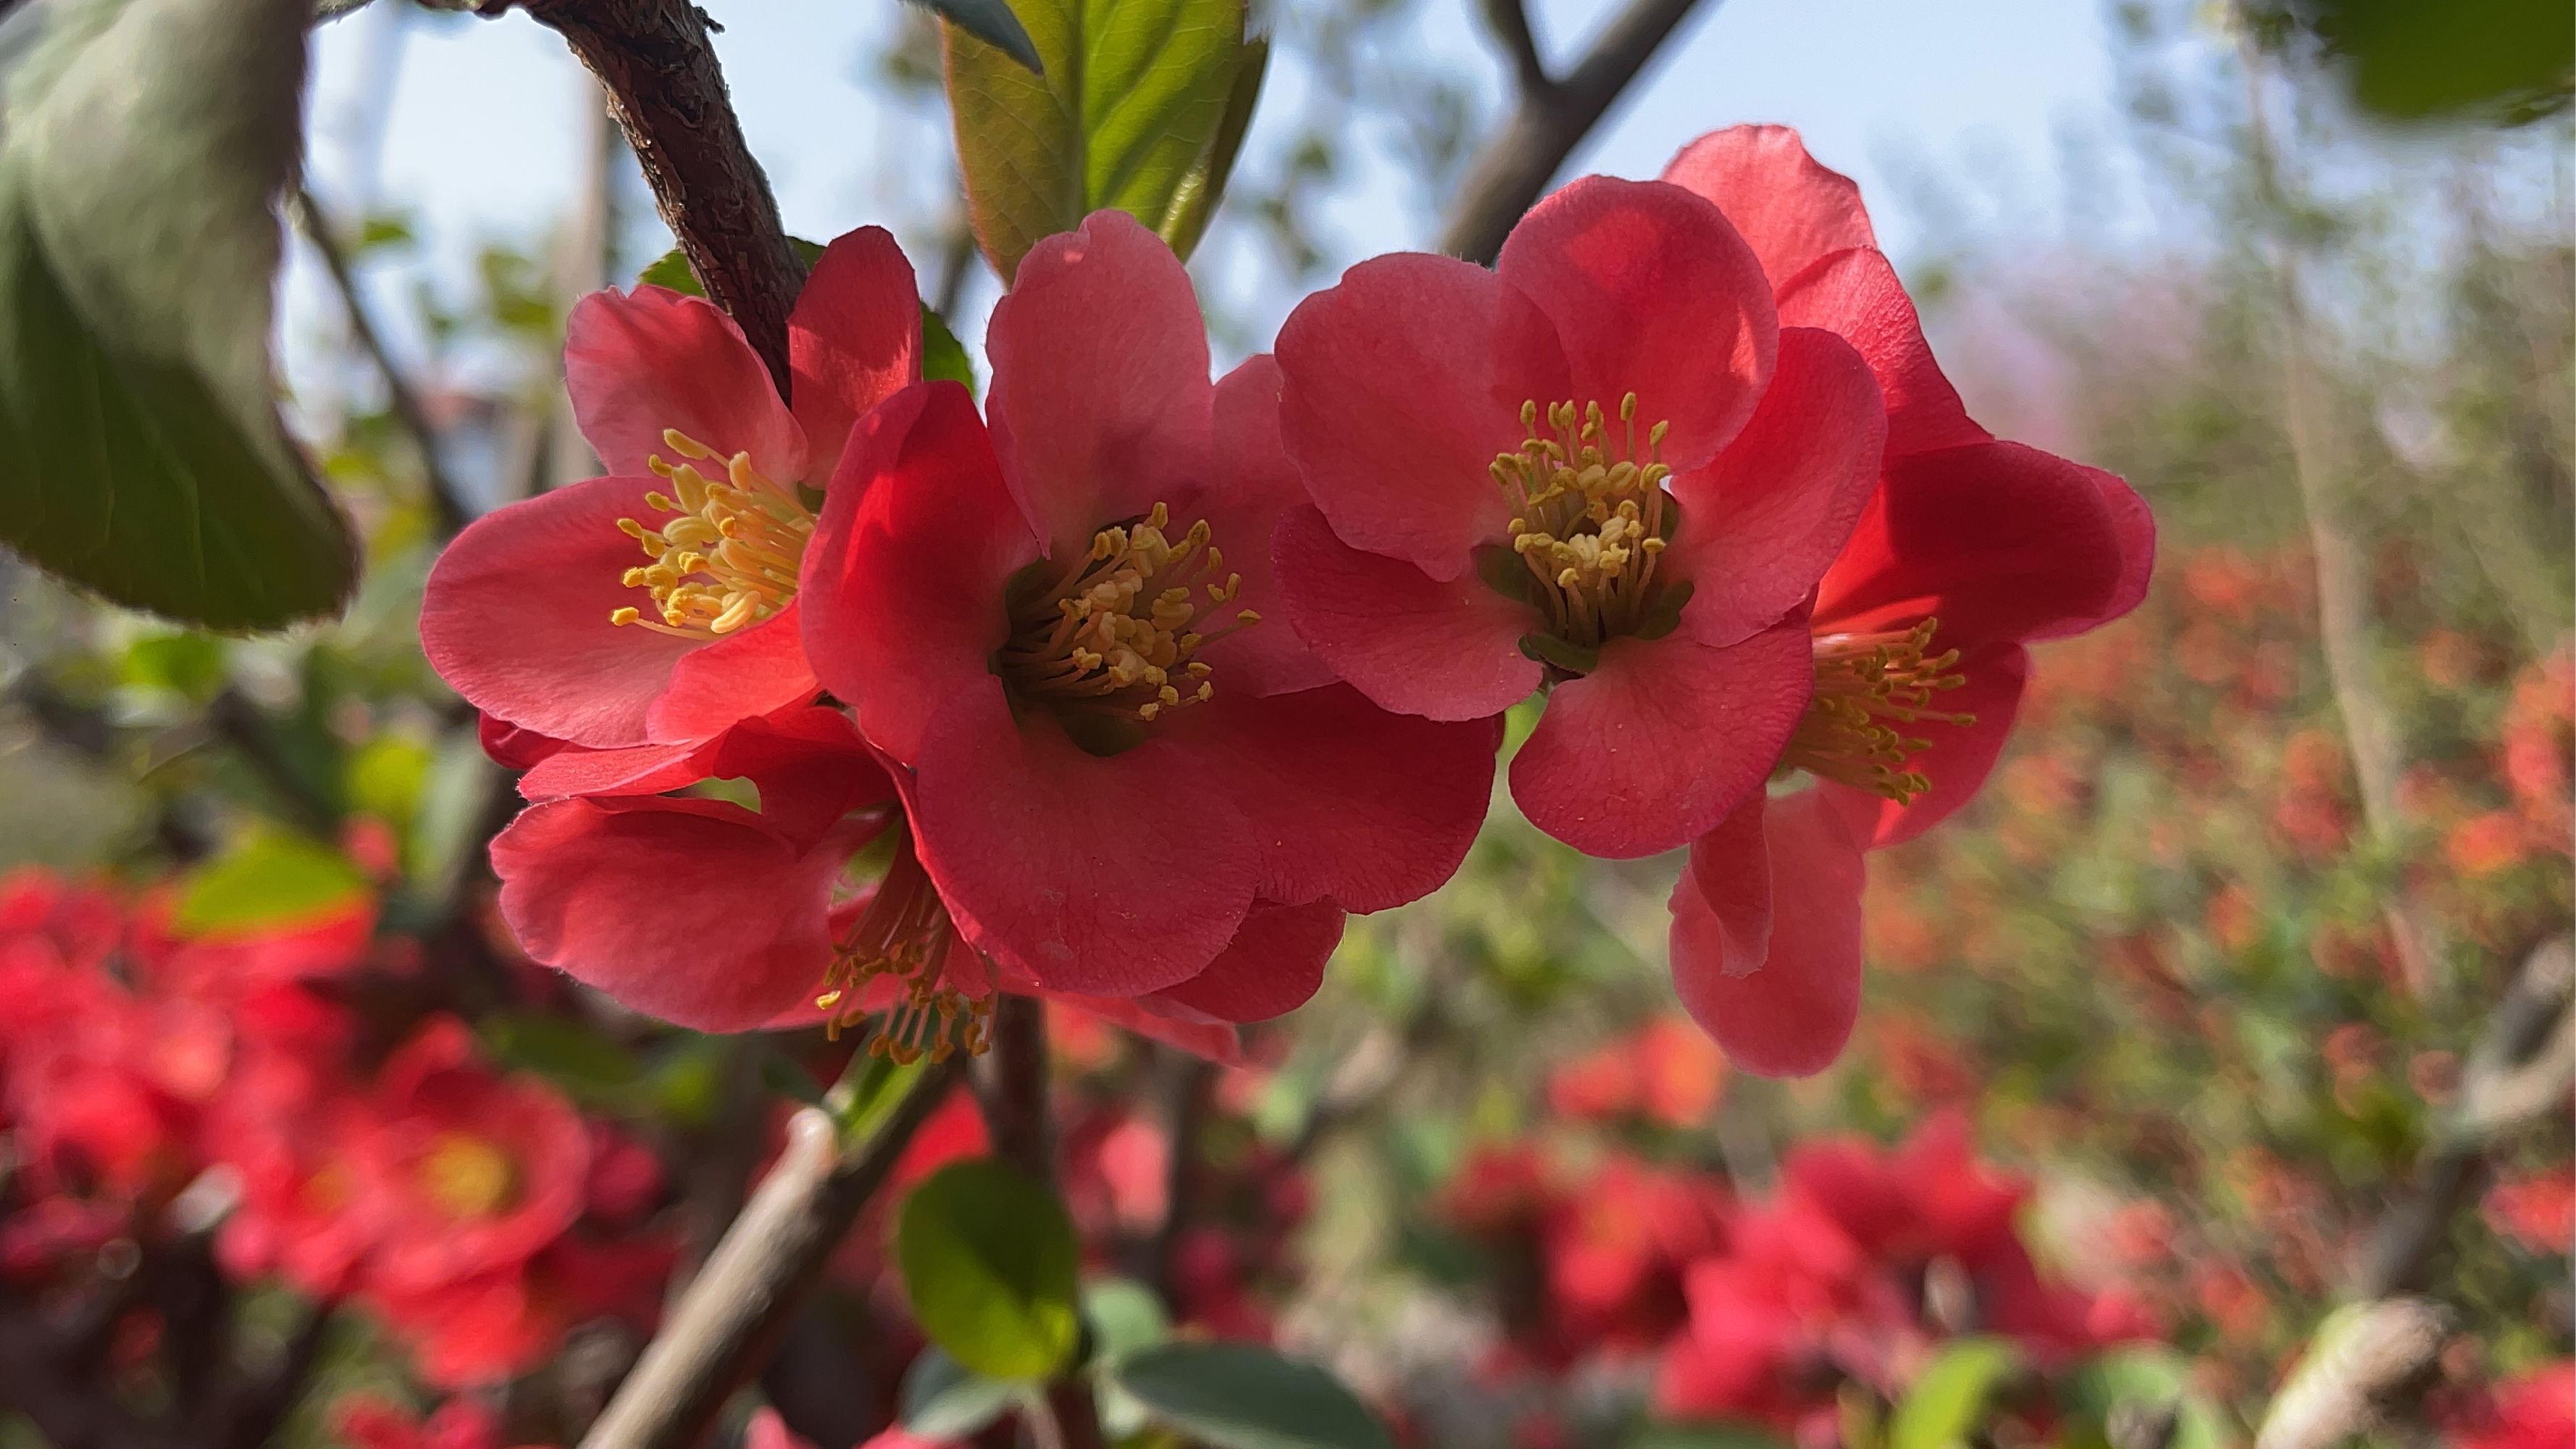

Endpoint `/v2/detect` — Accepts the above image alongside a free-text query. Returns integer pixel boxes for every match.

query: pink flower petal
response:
[1184,356,1340,698]
[645,598,818,745]
[985,211,1211,556]
[910,677,1258,998]
[517,740,705,801]
[788,225,924,480]
[565,285,806,484]
[1276,251,1568,579]
[492,795,853,1032]
[1676,791,1773,977]
[1496,176,1777,472]
[1510,620,1812,859]
[1671,325,1884,648]
[1816,440,2137,647]
[1773,246,1988,460]
[1660,125,1877,288]
[1669,789,1865,1077]
[801,382,1041,765]
[1271,504,1539,721]
[1174,683,1500,912]
[422,475,698,748]
[1151,897,1347,1022]
[1823,643,2028,848]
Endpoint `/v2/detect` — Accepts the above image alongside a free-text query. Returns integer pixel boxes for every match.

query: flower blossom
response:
[1658,127,2155,1075]
[1269,173,1886,859]
[423,227,923,755]
[795,210,1499,1032]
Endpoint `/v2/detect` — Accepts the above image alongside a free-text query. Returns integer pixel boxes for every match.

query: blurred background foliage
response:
[0,0,2566,1447]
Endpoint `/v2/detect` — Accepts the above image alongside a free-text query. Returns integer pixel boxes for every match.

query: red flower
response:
[2452,1363,2576,1449]
[331,1394,504,1449]
[1660,127,2154,1075]
[1271,175,1885,859]
[490,705,900,1032]
[799,211,1497,1014]
[423,227,922,752]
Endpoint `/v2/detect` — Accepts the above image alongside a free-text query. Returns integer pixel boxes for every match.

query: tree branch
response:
[1479,0,1551,102]
[1438,0,1720,264]
[514,0,805,397]
[290,189,472,537]
[577,1058,965,1449]
[977,998,1106,1449]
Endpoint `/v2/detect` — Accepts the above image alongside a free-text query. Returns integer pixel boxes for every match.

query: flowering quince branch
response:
[978,996,1108,1449]
[1438,0,1723,264]
[509,0,807,396]
[577,1057,965,1449]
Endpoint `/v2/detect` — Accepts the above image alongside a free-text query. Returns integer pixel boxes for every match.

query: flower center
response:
[1779,619,1976,803]
[1486,396,1687,675]
[816,827,995,1065]
[993,502,1259,755]
[418,1131,517,1219]
[609,429,815,638]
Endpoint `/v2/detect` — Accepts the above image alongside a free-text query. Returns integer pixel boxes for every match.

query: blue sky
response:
[290,0,2148,385]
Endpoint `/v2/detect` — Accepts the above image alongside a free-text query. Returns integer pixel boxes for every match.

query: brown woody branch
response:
[577,1059,965,1449]
[514,0,806,398]
[977,997,1107,1449]
[1438,0,1721,264]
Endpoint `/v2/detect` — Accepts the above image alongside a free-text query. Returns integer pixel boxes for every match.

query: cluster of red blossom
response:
[1438,1103,2159,1443]
[0,870,671,1389]
[418,125,2153,1079]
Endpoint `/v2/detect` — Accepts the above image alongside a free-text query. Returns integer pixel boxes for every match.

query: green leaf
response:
[1891,1337,2023,1449]
[921,303,976,395]
[1082,1276,1171,1361]
[1108,1342,1392,1449]
[121,632,226,701]
[175,827,369,935]
[0,0,356,630]
[944,0,1248,280]
[895,1159,1082,1379]
[480,1014,646,1103]
[642,244,974,395]
[2064,1348,2224,1449]
[914,0,1042,73]
[1156,34,1268,261]
[344,734,432,828]
[899,1345,1025,1441]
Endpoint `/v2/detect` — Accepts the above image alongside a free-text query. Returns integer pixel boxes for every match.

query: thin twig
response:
[977,998,1106,1449]
[514,0,806,398]
[577,1058,965,1449]
[1479,0,1550,103]
[290,189,472,537]
[1437,0,1719,264]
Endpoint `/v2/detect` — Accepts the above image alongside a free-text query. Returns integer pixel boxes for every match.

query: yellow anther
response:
[993,500,1258,733]
[610,431,815,636]
[1779,618,1977,804]
[1491,392,1678,656]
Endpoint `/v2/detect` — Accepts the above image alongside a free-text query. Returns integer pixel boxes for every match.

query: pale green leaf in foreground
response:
[0,0,356,630]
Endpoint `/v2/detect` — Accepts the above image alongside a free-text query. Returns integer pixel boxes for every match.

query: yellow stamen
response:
[1491,394,1680,657]
[994,501,1257,732]
[607,430,815,638]
[1779,618,1978,803]
[817,828,995,1063]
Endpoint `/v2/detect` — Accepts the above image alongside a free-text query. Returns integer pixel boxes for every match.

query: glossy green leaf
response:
[895,1159,1082,1379]
[1082,1275,1171,1360]
[1157,35,1268,262]
[1891,1337,2022,1449]
[1109,1342,1392,1449]
[914,0,1042,73]
[0,0,356,630]
[174,827,369,935]
[944,0,1247,280]
[898,1344,1024,1441]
